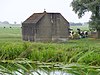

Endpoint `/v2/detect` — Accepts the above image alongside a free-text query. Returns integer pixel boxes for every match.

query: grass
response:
[0,27,22,42]
[70,25,89,31]
[0,27,100,74]
[0,38,100,66]
[0,27,100,65]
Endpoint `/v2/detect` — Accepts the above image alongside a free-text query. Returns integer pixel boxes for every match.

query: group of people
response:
[69,28,88,39]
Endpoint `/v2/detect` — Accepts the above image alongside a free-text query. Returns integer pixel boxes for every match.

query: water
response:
[15,69,72,75]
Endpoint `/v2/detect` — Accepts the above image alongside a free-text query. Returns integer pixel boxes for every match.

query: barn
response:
[22,11,70,42]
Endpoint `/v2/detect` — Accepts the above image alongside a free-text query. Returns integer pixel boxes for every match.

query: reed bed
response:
[0,27,100,74]
[0,39,100,66]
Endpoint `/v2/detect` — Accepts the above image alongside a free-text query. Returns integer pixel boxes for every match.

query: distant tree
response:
[0,21,1,24]
[2,21,9,24]
[71,0,100,38]
[14,21,17,24]
[76,23,82,26]
[69,22,82,26]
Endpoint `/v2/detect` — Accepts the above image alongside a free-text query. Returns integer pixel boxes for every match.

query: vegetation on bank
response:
[0,27,100,74]
[0,39,100,74]
[0,39,100,66]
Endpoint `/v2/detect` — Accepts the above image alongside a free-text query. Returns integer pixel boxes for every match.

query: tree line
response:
[0,21,9,24]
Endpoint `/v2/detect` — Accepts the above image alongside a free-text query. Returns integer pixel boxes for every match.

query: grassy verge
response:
[0,27,100,66]
[0,27,100,74]
[0,39,100,66]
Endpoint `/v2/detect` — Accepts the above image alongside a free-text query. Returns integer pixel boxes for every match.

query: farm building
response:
[22,11,70,42]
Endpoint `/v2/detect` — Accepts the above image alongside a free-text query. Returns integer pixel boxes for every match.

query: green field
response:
[0,27,22,42]
[0,27,100,74]
[70,25,89,31]
[0,27,100,65]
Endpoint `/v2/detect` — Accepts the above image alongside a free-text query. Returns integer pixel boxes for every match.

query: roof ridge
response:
[23,13,45,24]
[23,12,61,24]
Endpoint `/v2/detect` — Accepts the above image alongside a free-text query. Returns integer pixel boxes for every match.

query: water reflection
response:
[33,70,72,75]
[15,69,72,75]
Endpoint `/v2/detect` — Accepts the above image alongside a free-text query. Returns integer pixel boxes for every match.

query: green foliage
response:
[71,0,100,33]
[0,42,30,60]
[0,39,100,66]
[0,27,100,74]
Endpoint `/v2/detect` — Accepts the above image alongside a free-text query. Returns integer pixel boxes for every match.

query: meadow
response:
[0,26,100,75]
[0,27,22,42]
[70,25,89,31]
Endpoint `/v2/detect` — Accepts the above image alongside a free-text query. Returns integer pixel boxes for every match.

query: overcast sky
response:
[0,0,91,24]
